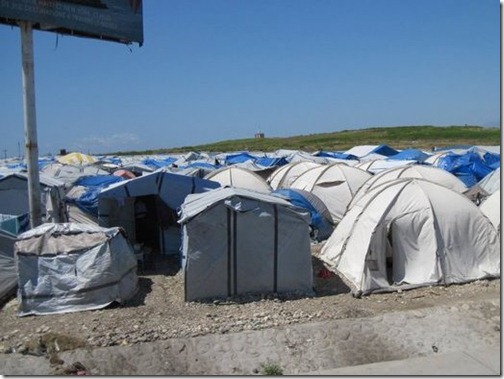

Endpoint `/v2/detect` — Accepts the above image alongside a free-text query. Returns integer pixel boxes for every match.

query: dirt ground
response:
[0,243,500,374]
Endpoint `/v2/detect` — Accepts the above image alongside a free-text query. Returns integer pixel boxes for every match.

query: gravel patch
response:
[0,243,499,374]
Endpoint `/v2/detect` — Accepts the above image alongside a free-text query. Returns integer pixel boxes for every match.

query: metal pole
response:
[20,21,42,228]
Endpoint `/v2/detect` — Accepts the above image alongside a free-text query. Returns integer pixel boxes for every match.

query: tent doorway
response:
[135,195,160,256]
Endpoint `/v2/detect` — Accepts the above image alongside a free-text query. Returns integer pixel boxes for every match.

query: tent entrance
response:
[135,195,161,257]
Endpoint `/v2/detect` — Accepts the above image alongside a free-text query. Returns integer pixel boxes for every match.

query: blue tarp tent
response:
[314,152,359,161]
[388,149,430,162]
[180,162,220,170]
[437,152,496,187]
[69,175,124,217]
[255,156,289,168]
[371,144,399,157]
[224,152,258,165]
[142,157,177,170]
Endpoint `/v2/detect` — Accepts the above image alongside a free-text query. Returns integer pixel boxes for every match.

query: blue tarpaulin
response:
[315,152,359,160]
[255,157,289,167]
[224,152,259,165]
[142,157,177,170]
[181,162,221,170]
[70,175,124,217]
[371,144,399,157]
[437,152,496,187]
[388,149,430,162]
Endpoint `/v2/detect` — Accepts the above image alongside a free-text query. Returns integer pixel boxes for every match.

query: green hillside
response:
[115,125,500,155]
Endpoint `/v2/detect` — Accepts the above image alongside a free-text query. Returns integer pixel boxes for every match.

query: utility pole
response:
[20,21,42,228]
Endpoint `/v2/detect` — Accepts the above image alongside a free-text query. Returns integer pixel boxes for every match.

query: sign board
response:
[0,0,143,45]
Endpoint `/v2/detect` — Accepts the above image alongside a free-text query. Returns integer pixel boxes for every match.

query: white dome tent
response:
[267,161,322,190]
[204,166,272,193]
[288,163,372,224]
[319,178,500,297]
[479,189,501,237]
[348,164,467,209]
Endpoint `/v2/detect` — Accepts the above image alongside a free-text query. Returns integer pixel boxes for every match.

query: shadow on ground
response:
[312,255,351,297]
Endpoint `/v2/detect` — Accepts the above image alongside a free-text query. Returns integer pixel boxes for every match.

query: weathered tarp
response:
[179,187,313,302]
[16,223,138,316]
[436,152,496,187]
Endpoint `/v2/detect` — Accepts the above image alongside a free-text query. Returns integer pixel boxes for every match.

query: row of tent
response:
[0,144,500,315]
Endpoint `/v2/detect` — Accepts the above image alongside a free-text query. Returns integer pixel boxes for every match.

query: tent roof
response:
[99,170,221,210]
[15,223,122,256]
[477,167,500,194]
[349,164,467,208]
[179,187,309,224]
[0,172,65,188]
[204,166,272,193]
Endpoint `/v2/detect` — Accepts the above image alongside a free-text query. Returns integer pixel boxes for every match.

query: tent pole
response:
[20,21,42,228]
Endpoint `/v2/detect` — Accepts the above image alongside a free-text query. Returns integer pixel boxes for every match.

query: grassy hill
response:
[114,125,501,155]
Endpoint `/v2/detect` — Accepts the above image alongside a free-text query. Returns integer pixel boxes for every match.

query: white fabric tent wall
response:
[179,187,313,302]
[349,164,467,209]
[343,145,381,158]
[267,161,322,190]
[479,189,500,236]
[289,163,372,224]
[477,167,500,195]
[287,151,333,164]
[204,166,272,193]
[354,158,417,174]
[320,178,500,296]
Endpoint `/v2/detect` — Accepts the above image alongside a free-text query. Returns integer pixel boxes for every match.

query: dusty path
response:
[1,295,499,375]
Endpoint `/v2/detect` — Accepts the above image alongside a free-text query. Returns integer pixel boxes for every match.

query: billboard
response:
[0,0,143,45]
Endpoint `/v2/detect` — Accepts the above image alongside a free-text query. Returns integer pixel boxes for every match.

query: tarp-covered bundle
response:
[179,187,313,302]
[320,178,500,296]
[16,223,138,316]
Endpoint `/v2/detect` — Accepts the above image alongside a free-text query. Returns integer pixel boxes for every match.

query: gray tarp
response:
[16,223,138,316]
[179,187,313,302]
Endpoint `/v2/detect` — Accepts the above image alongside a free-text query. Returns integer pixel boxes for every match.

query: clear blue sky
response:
[0,0,500,156]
